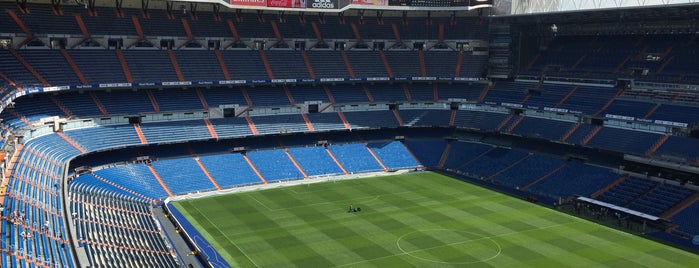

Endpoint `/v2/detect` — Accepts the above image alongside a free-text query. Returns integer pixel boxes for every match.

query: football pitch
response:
[172,172,699,267]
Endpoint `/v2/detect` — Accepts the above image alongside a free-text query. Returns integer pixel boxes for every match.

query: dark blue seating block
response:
[655,136,699,161]
[0,50,42,87]
[329,84,371,104]
[247,86,290,107]
[121,50,179,82]
[140,120,210,143]
[586,127,661,155]
[68,50,127,84]
[529,162,619,199]
[151,88,204,111]
[343,110,399,129]
[398,109,451,127]
[601,99,655,118]
[564,123,597,145]
[370,84,408,103]
[406,83,434,101]
[305,50,350,78]
[648,104,699,124]
[672,202,699,237]
[18,50,81,86]
[383,51,421,78]
[456,147,527,178]
[173,50,226,82]
[344,51,388,78]
[423,51,458,78]
[453,111,509,131]
[265,50,311,80]
[219,50,269,80]
[200,87,247,107]
[511,117,575,141]
[437,83,483,101]
[442,141,493,170]
[63,125,141,152]
[94,89,153,115]
[492,154,565,188]
[404,140,447,168]
[288,85,329,104]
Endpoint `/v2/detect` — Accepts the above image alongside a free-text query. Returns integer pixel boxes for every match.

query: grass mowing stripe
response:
[173,172,699,267]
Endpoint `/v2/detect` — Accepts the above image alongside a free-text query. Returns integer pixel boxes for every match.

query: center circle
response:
[396,229,501,264]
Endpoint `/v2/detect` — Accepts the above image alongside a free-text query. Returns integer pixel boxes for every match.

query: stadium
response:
[1,0,699,267]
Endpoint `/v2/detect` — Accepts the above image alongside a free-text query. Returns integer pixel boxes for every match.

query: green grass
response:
[172,172,699,267]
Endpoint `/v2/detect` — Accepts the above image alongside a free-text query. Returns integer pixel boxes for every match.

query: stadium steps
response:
[167,49,185,81]
[555,86,579,108]
[362,84,375,103]
[130,15,146,42]
[323,85,336,104]
[624,182,661,207]
[560,123,581,142]
[590,174,629,199]
[242,153,268,184]
[213,49,232,80]
[145,89,161,113]
[496,113,515,132]
[401,141,423,167]
[437,141,452,169]
[60,48,88,84]
[402,84,412,102]
[646,134,670,157]
[226,19,241,43]
[643,103,660,119]
[486,153,532,181]
[612,55,631,73]
[520,162,569,191]
[433,83,439,102]
[506,115,526,133]
[454,51,464,77]
[244,116,259,135]
[270,20,283,45]
[1,144,23,199]
[581,125,603,146]
[178,18,194,49]
[9,49,50,86]
[146,164,174,197]
[350,22,362,44]
[392,110,404,126]
[195,88,209,109]
[56,132,87,154]
[438,23,445,42]
[340,50,356,78]
[656,55,674,74]
[570,54,587,70]
[449,109,457,127]
[280,146,308,179]
[363,143,389,172]
[662,191,699,219]
[300,114,314,131]
[132,123,147,144]
[325,146,349,175]
[379,50,394,78]
[115,49,134,83]
[203,119,218,139]
[258,50,275,80]
[593,87,627,117]
[241,87,254,106]
[418,49,427,76]
[283,86,295,105]
[336,111,351,129]
[7,10,34,48]
[189,149,222,190]
[72,14,91,49]
[0,72,20,88]
[48,95,72,117]
[300,49,316,78]
[477,82,491,103]
[519,94,531,105]
[311,21,323,43]
[5,109,31,125]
